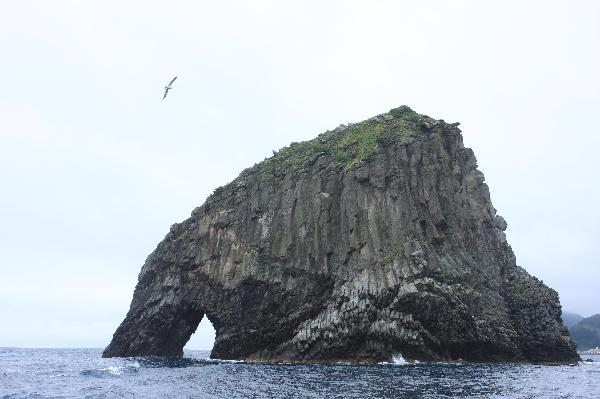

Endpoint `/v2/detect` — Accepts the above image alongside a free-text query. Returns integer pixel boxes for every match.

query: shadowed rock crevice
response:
[103,106,579,363]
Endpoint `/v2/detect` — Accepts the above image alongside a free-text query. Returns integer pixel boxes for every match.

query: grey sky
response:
[0,1,598,350]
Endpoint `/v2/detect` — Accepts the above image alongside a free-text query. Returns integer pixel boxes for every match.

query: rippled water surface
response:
[1,348,599,398]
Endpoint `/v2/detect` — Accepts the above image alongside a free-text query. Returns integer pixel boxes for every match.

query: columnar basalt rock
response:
[103,106,579,363]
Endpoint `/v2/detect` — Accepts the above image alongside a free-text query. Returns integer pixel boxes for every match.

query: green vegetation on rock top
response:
[211,106,432,197]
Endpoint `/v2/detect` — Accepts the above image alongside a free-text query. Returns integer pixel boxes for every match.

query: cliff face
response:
[103,106,579,363]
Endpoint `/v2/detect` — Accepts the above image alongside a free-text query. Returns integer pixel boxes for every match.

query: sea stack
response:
[104,106,579,364]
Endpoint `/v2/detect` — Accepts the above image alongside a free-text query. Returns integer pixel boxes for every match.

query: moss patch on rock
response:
[207,106,438,203]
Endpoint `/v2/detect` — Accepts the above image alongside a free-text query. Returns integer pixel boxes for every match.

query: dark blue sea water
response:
[1,348,598,398]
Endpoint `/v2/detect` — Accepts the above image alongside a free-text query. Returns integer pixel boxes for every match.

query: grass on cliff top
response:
[212,105,428,196]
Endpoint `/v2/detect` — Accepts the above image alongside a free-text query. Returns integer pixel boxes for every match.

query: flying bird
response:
[162,76,177,99]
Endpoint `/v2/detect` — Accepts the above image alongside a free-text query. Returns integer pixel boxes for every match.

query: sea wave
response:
[378,354,409,365]
[81,361,140,377]
[3,348,599,398]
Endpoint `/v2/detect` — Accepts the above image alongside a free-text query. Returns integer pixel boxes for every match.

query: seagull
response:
[162,76,177,99]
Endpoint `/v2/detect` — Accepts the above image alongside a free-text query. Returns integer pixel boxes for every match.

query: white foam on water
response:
[580,360,596,366]
[392,354,407,365]
[101,365,125,375]
[378,354,410,365]
[213,359,245,363]
[98,362,140,376]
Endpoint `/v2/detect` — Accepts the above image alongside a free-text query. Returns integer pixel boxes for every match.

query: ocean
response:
[1,348,598,398]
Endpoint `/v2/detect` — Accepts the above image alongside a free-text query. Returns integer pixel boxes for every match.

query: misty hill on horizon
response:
[567,314,600,351]
[562,311,584,328]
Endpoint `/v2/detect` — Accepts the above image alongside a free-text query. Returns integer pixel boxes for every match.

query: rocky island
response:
[104,106,579,364]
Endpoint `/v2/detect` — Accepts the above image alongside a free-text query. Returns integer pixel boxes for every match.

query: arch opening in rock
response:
[183,315,217,354]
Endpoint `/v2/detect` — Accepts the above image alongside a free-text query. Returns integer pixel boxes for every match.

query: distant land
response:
[567,314,600,351]
[562,311,584,328]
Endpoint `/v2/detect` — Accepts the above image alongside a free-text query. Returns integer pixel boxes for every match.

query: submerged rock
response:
[103,106,579,364]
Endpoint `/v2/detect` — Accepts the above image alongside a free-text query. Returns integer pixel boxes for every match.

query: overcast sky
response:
[0,1,598,350]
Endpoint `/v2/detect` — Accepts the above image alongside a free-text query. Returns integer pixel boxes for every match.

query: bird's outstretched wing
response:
[163,88,169,99]
[168,76,177,86]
